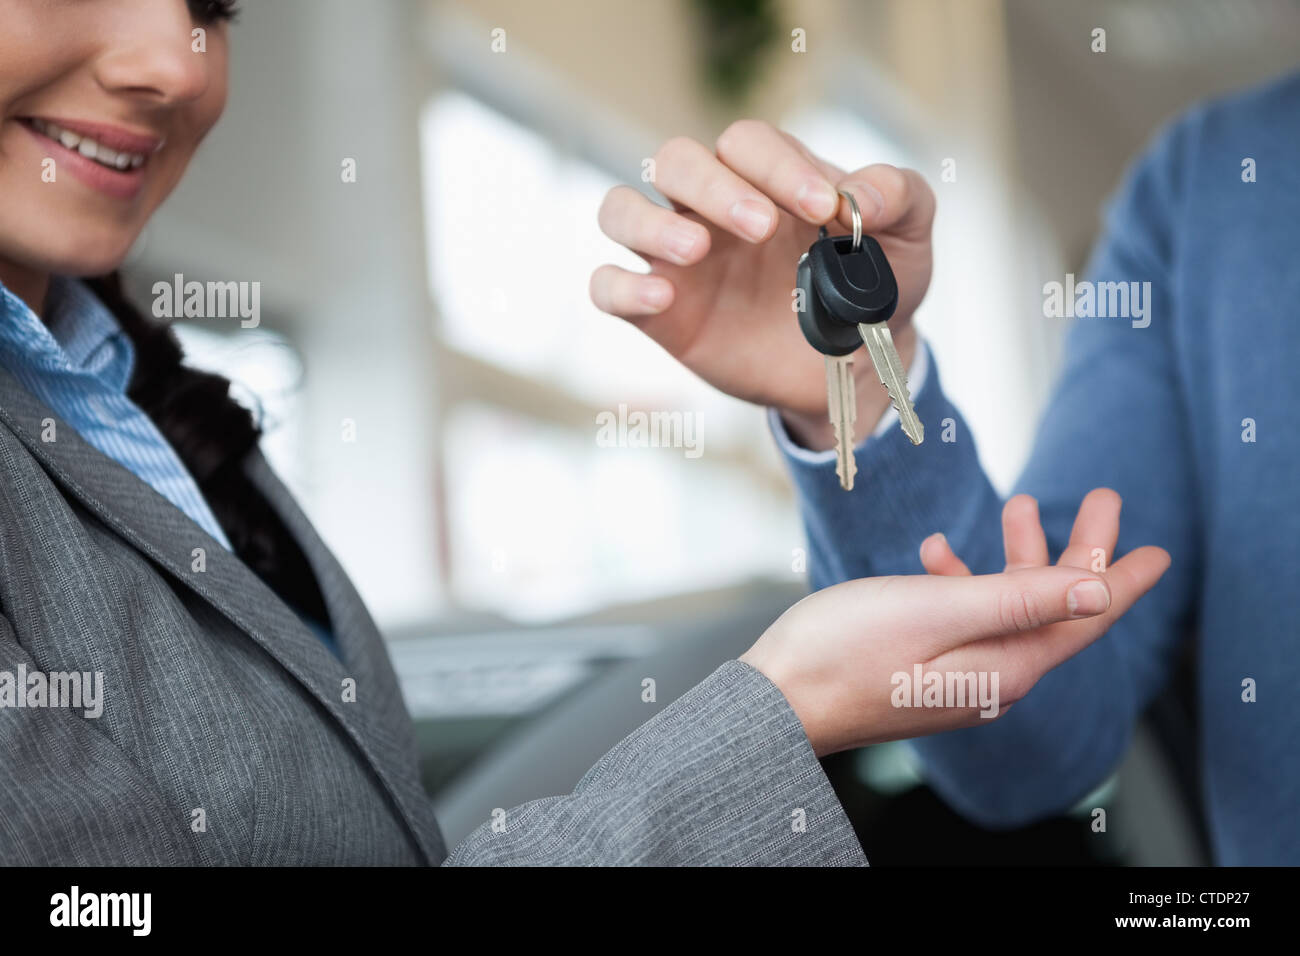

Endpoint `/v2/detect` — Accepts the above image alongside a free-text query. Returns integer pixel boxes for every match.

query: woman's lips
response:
[30,116,164,155]
[18,117,160,201]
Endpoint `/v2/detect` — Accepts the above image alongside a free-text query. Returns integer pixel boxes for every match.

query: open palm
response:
[918,488,1163,693]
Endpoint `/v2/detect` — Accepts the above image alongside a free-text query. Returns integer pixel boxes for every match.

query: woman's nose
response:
[92,5,214,106]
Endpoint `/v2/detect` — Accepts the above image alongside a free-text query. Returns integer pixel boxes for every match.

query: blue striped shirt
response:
[0,275,233,549]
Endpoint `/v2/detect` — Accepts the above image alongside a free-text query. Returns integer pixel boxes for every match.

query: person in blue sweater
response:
[592,72,1300,865]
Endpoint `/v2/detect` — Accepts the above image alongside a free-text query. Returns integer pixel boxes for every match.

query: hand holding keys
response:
[795,189,923,490]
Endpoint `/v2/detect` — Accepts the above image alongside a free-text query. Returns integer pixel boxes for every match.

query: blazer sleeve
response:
[441,660,867,866]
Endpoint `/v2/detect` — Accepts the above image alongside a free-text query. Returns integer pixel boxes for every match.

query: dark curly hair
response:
[86,272,328,625]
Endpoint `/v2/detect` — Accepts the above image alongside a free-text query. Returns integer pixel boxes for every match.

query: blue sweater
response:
[777,72,1300,865]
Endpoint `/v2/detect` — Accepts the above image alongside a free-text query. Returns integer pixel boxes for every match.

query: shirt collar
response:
[0,274,135,394]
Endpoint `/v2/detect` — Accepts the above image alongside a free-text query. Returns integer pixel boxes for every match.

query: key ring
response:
[818,189,864,251]
[838,188,862,252]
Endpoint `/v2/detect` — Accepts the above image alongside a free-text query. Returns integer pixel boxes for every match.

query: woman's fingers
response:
[1058,487,1122,570]
[986,545,1172,689]
[714,119,840,224]
[925,493,1051,578]
[862,564,1112,659]
[597,185,711,267]
[650,135,780,243]
[1002,494,1049,569]
[919,532,971,576]
[589,264,675,319]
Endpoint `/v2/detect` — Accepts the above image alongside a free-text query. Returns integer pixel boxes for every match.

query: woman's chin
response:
[2,233,136,281]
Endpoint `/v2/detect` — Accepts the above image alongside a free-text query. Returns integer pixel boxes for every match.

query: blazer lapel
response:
[242,450,447,861]
[0,366,445,864]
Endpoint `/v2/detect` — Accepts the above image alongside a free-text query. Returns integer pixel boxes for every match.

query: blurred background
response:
[123,0,1300,863]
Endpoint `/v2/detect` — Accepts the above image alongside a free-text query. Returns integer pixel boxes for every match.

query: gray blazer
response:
[0,365,865,866]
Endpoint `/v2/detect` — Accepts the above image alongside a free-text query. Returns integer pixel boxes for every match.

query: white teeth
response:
[29,118,148,171]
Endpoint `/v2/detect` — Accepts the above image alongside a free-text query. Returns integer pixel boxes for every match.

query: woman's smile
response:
[16,115,162,200]
[0,0,229,295]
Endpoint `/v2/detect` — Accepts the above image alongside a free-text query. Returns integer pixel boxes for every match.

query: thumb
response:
[835,164,935,242]
[902,565,1111,657]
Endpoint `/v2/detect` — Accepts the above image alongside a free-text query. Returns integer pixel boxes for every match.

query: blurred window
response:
[420,90,802,620]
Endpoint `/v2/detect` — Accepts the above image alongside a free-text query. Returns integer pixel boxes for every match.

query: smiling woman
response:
[0,0,325,627]
[0,0,232,292]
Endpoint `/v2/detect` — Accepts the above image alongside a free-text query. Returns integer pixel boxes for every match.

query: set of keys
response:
[795,189,923,489]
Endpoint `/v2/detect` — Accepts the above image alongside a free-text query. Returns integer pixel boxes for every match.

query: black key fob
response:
[796,231,899,356]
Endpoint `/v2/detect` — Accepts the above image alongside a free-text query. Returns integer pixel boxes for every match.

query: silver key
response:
[858,323,923,445]
[826,354,857,490]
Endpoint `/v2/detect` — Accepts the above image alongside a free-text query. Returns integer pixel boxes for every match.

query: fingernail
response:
[729,199,773,242]
[922,531,946,550]
[663,226,699,264]
[841,181,885,222]
[638,280,671,310]
[796,181,837,220]
[1067,580,1110,616]
[920,532,944,561]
